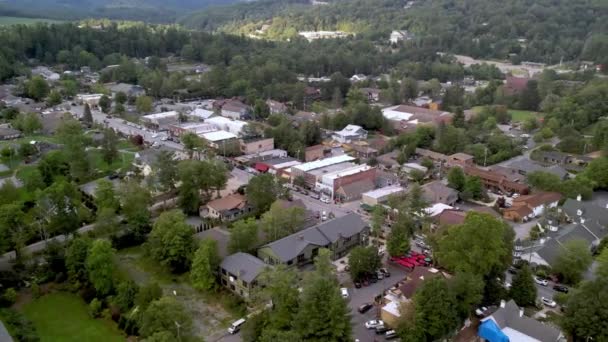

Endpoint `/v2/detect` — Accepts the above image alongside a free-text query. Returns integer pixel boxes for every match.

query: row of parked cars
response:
[364,320,398,339]
[354,268,391,288]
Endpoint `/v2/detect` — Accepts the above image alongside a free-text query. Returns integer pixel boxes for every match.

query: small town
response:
[0,1,607,342]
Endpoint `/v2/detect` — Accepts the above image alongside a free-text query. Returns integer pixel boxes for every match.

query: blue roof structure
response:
[479,319,509,342]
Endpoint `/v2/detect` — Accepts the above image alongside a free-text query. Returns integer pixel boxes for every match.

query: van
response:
[227,318,246,334]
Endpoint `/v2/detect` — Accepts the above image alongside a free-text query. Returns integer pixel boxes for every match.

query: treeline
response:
[182,0,608,64]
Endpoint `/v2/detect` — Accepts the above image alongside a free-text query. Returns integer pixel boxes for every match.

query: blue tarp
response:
[478,319,509,342]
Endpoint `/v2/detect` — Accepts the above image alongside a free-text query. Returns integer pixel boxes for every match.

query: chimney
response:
[500,300,506,308]
[577,194,582,202]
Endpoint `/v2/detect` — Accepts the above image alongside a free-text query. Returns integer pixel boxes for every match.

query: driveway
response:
[509,219,539,240]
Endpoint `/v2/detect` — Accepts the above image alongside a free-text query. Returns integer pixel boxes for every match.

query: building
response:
[219,253,268,300]
[187,107,215,121]
[361,186,406,206]
[315,164,376,200]
[201,193,252,221]
[538,151,592,172]
[382,105,452,132]
[254,157,302,177]
[421,181,459,206]
[234,149,289,164]
[304,144,328,162]
[200,131,239,150]
[76,94,104,108]
[298,31,350,41]
[389,30,412,44]
[141,111,180,131]
[215,99,250,120]
[240,137,274,155]
[168,122,216,138]
[31,66,60,81]
[335,179,376,202]
[332,124,368,144]
[0,126,21,140]
[502,192,562,222]
[133,147,182,177]
[402,163,428,176]
[257,213,369,266]
[205,116,248,136]
[266,99,288,114]
[447,152,475,168]
[464,165,529,195]
[107,83,146,97]
[291,155,356,188]
[359,88,381,102]
[505,158,569,179]
[377,151,400,170]
[478,300,564,342]
[414,148,448,163]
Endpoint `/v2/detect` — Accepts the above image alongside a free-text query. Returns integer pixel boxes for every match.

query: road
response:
[290,191,353,218]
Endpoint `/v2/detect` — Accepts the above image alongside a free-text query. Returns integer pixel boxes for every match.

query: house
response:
[389,30,412,44]
[436,209,467,226]
[141,111,180,131]
[412,96,433,108]
[0,126,21,140]
[304,144,327,162]
[478,300,564,342]
[377,151,400,170]
[464,165,529,195]
[348,143,378,159]
[257,213,369,266]
[205,116,248,136]
[266,99,288,114]
[414,148,448,163]
[382,105,453,132]
[505,158,568,179]
[215,99,250,120]
[359,88,381,102]
[31,66,60,81]
[421,181,459,206]
[539,151,592,172]
[402,163,428,176]
[502,192,562,222]
[187,108,215,121]
[292,110,318,125]
[134,146,182,177]
[447,153,475,168]
[107,83,146,97]
[332,125,368,144]
[201,193,252,221]
[240,137,275,155]
[219,253,268,300]
[504,76,530,95]
[76,94,104,108]
[361,186,406,206]
[79,177,121,200]
[335,178,376,202]
[561,197,608,234]
[350,74,368,82]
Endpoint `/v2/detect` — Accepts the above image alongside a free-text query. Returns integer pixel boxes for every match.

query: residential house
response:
[382,105,453,132]
[187,107,215,121]
[421,181,459,206]
[201,193,252,221]
[447,153,475,168]
[414,148,448,163]
[562,197,608,235]
[215,99,251,120]
[504,76,530,95]
[133,146,182,177]
[478,300,564,342]
[377,151,400,170]
[31,66,60,81]
[303,87,322,102]
[402,163,428,176]
[505,158,568,179]
[266,99,288,114]
[240,137,274,155]
[539,151,592,172]
[350,74,368,82]
[0,126,21,140]
[79,177,121,200]
[332,125,368,144]
[503,192,562,222]
[335,178,376,202]
[219,253,268,300]
[412,96,433,108]
[141,111,180,131]
[389,30,413,44]
[108,83,146,97]
[257,213,369,266]
[304,144,327,162]
[359,88,381,102]
[348,143,378,159]
[464,165,529,195]
[361,186,406,206]
[292,111,318,126]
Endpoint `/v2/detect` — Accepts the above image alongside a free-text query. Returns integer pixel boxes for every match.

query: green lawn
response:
[22,292,125,342]
[0,16,64,25]
[471,106,543,123]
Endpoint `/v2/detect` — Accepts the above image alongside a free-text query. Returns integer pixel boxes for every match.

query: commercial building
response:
[240,137,274,155]
[315,164,377,200]
[141,111,180,131]
[205,116,248,136]
[361,186,406,206]
[168,122,216,137]
[291,155,356,188]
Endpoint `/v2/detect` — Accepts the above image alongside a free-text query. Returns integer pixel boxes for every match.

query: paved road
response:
[290,191,353,219]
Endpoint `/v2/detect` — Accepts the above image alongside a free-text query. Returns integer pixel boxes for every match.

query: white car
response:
[541,297,557,308]
[534,277,548,286]
[365,320,384,329]
[340,287,349,299]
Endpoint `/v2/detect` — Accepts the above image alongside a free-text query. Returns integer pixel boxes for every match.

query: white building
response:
[332,124,368,144]
[298,31,350,41]
[76,94,104,108]
[141,111,180,130]
[205,116,247,136]
[361,186,406,206]
[188,108,215,120]
[200,131,238,149]
[389,30,412,44]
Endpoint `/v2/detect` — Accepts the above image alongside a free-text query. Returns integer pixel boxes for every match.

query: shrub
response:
[30,284,41,299]
[1,288,17,306]
[89,298,102,318]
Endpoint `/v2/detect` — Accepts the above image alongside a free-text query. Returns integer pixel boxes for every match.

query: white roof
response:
[77,93,104,100]
[334,124,365,136]
[322,164,372,182]
[403,163,428,172]
[142,111,179,120]
[362,186,405,199]
[424,203,454,217]
[382,300,402,317]
[189,108,214,119]
[177,122,216,134]
[382,106,414,121]
[200,130,237,142]
[272,160,301,169]
[293,155,356,172]
[205,116,247,135]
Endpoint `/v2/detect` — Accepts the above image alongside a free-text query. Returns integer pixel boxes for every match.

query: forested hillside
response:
[181,0,608,64]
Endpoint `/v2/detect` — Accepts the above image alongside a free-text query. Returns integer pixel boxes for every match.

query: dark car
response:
[358,303,373,314]
[354,281,362,288]
[553,285,569,293]
[508,266,518,274]
[380,268,391,277]
[375,325,388,334]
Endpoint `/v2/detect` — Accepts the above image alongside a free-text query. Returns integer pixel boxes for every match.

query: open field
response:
[0,16,64,25]
[21,292,125,342]
[471,106,543,123]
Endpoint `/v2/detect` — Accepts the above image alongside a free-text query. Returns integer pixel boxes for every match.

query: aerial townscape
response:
[0,0,607,341]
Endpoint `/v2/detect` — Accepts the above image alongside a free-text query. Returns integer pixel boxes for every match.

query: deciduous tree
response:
[140,297,192,339]
[190,238,220,291]
[348,246,381,282]
[553,239,593,285]
[509,264,537,307]
[147,210,195,273]
[228,218,259,254]
[86,239,116,296]
[261,201,305,241]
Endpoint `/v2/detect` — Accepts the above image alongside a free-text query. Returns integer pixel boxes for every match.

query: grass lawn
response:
[471,106,543,123]
[88,149,134,174]
[21,292,125,342]
[0,16,64,25]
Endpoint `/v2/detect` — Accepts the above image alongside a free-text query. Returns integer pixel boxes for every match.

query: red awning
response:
[254,163,269,172]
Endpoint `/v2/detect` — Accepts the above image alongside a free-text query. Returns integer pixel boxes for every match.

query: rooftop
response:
[481,300,562,342]
[200,130,238,142]
[293,155,356,172]
[142,111,179,120]
[206,193,247,212]
[362,186,405,199]
[220,252,268,283]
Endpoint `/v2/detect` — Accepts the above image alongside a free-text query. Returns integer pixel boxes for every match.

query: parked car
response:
[321,197,331,204]
[385,330,398,340]
[376,271,384,280]
[534,277,549,286]
[380,268,391,277]
[375,325,389,334]
[358,303,373,314]
[310,192,320,200]
[475,307,488,318]
[354,281,362,288]
[365,320,384,329]
[227,318,246,334]
[340,287,349,299]
[541,297,557,308]
[553,285,569,293]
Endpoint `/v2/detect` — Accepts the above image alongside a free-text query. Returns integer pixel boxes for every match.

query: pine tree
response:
[509,264,537,307]
[83,103,93,125]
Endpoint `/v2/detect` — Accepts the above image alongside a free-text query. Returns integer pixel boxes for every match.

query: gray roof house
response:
[219,252,268,300]
[257,213,369,266]
[506,158,569,179]
[421,181,458,206]
[480,300,564,342]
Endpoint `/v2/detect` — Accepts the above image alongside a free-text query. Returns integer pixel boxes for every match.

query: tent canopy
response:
[478,319,509,342]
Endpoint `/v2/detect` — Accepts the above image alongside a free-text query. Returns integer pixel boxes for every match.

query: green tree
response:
[581,157,608,189]
[294,249,352,341]
[553,239,593,285]
[190,238,220,292]
[16,166,44,192]
[115,91,128,105]
[12,112,42,134]
[348,246,381,282]
[261,201,305,242]
[370,205,385,244]
[85,239,116,296]
[0,204,29,258]
[26,76,49,101]
[452,107,465,128]
[401,77,418,102]
[140,297,192,339]
[95,207,119,235]
[462,176,483,200]
[436,212,513,277]
[147,210,195,273]
[255,266,299,331]
[518,80,541,111]
[100,128,119,164]
[98,95,112,114]
[411,277,460,341]
[36,179,82,236]
[56,117,90,181]
[509,264,537,307]
[447,167,466,191]
[181,132,204,159]
[154,150,177,191]
[46,90,62,107]
[82,103,93,125]
[94,179,119,212]
[387,213,413,257]
[114,280,139,312]
[120,181,151,236]
[136,96,153,113]
[449,272,484,319]
[228,218,259,254]
[247,174,280,213]
[135,283,163,310]
[65,237,92,283]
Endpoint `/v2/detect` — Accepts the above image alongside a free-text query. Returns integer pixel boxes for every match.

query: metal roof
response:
[293,155,355,172]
